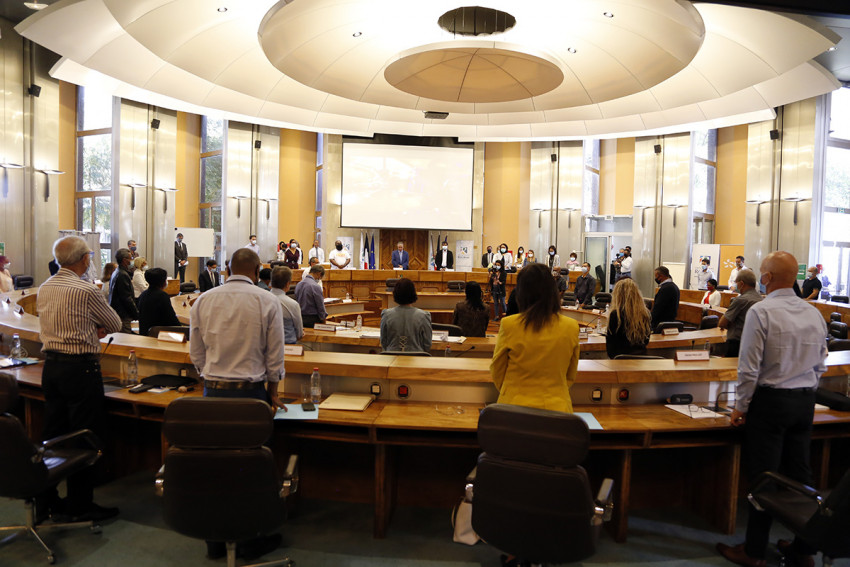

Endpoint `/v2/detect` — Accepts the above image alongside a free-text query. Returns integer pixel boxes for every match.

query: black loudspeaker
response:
[254,140,262,149]
[550,153,557,162]
[151,118,161,129]
[666,393,693,405]
[769,129,780,140]
[28,84,41,97]
[654,144,662,154]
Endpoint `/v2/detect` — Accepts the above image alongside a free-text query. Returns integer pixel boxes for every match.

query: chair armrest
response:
[750,471,824,508]
[280,455,299,499]
[154,465,165,497]
[465,466,477,484]
[41,428,103,452]
[592,478,615,525]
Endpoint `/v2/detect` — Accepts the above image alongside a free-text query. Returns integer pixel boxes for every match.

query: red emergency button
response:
[617,388,630,402]
[397,384,410,399]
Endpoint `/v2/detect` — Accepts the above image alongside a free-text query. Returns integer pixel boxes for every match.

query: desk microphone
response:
[454,345,475,358]
[99,336,114,362]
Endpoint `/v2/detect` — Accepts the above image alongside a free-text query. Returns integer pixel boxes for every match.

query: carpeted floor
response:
[1,472,846,566]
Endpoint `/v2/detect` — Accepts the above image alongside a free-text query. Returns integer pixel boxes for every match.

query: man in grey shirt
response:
[717,251,827,567]
[718,269,762,357]
[270,266,304,344]
[295,264,327,327]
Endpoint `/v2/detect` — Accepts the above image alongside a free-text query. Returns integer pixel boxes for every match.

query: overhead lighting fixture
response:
[664,203,685,227]
[122,182,146,211]
[259,197,278,220]
[217,6,227,12]
[782,196,810,225]
[352,32,362,37]
[36,168,65,203]
[745,199,767,226]
[24,2,48,10]
[828,46,837,52]
[567,47,577,54]
[423,111,449,120]
[603,12,614,18]
[157,187,179,213]
[232,195,249,218]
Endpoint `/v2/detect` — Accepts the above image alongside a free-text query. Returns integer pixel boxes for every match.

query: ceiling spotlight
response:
[24,2,48,9]
[217,6,227,12]
[828,46,837,52]
[567,47,577,54]
[603,11,614,18]
[352,31,362,37]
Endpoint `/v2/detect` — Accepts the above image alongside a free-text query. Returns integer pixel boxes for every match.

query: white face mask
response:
[528,254,533,259]
[549,251,555,256]
[251,240,257,245]
[581,266,588,273]
[442,246,447,251]
[290,243,297,249]
[702,265,707,271]
[500,248,506,253]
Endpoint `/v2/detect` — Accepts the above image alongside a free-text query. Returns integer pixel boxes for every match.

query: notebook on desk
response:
[318,392,375,411]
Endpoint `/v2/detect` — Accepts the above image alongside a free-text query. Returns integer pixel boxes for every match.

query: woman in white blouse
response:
[132,257,149,299]
[702,278,721,307]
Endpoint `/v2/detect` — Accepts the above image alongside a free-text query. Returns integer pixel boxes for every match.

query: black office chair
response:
[829,321,848,340]
[0,372,103,564]
[748,470,850,567]
[156,398,297,567]
[828,339,850,352]
[179,282,197,294]
[595,266,606,289]
[12,275,34,290]
[716,285,730,292]
[447,280,466,292]
[700,315,719,329]
[562,291,577,306]
[831,295,849,304]
[560,268,570,276]
[269,261,286,269]
[432,323,463,337]
[654,321,684,334]
[593,292,612,310]
[469,404,613,565]
[148,326,190,339]
[830,312,842,323]
[385,278,399,292]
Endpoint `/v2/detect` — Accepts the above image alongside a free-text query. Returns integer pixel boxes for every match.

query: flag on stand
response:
[369,234,375,269]
[428,232,435,270]
[360,232,368,269]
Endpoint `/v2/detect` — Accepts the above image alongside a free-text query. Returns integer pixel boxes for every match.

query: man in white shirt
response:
[619,247,633,278]
[328,239,352,269]
[693,258,716,290]
[302,257,324,289]
[728,256,747,291]
[244,235,260,255]
[307,240,324,265]
[434,241,453,270]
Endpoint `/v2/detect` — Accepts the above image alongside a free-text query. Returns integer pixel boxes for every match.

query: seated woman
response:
[138,267,182,337]
[606,278,652,359]
[131,257,148,299]
[380,278,432,353]
[452,281,489,337]
[490,263,580,412]
[702,278,721,307]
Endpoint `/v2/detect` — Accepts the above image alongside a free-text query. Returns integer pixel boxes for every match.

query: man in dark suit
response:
[434,241,453,271]
[109,248,139,334]
[174,233,188,283]
[198,259,219,293]
[651,265,680,331]
[481,245,494,268]
[391,241,409,269]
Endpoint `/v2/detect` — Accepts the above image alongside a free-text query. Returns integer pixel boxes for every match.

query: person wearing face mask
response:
[693,258,716,290]
[574,262,596,307]
[650,265,680,331]
[565,251,579,269]
[702,278,721,307]
[619,248,633,279]
[494,243,512,271]
[434,240,454,271]
[127,239,138,261]
[244,235,260,255]
[490,260,507,320]
[728,255,747,291]
[0,255,13,293]
[276,241,287,262]
[174,233,188,283]
[801,266,822,300]
[717,251,827,567]
[718,269,761,358]
[308,239,325,265]
[552,268,568,296]
[514,247,526,269]
[482,245,495,268]
[547,246,560,269]
[109,248,139,334]
[131,257,149,300]
[329,239,352,269]
[523,250,537,266]
[283,239,301,269]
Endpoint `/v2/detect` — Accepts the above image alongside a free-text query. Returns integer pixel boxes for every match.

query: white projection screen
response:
[341,142,474,230]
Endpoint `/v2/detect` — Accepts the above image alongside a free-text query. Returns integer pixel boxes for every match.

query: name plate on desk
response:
[662,328,679,336]
[342,299,353,303]
[675,350,709,361]
[314,323,337,332]
[156,331,187,343]
[433,330,449,341]
[578,330,589,340]
[284,345,304,356]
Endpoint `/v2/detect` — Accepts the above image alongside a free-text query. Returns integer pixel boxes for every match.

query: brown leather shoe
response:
[716,543,767,567]
[777,539,815,567]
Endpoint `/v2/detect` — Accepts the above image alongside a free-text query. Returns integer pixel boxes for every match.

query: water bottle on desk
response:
[355,314,362,331]
[310,367,322,403]
[345,292,350,301]
[10,333,24,358]
[126,350,139,387]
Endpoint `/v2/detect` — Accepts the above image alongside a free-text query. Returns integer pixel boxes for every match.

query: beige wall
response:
[482,142,530,250]
[599,138,636,216]
[715,125,748,245]
[279,129,317,249]
[175,111,200,276]
[57,81,76,230]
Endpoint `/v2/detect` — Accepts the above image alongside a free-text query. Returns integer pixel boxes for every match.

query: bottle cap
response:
[313,367,319,371]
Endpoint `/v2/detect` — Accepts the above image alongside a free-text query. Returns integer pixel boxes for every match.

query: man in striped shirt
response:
[37,236,122,523]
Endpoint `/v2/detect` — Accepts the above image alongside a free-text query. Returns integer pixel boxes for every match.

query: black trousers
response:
[302,314,323,328]
[744,386,817,559]
[175,263,186,283]
[41,356,106,514]
[724,339,740,358]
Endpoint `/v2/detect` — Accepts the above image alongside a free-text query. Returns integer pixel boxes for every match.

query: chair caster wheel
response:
[47,553,56,564]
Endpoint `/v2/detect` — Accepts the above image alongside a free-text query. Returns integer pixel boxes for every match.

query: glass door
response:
[584,236,609,293]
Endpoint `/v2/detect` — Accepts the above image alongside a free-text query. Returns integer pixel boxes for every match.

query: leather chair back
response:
[801,470,850,559]
[828,339,850,352]
[654,321,684,334]
[179,282,197,294]
[832,295,849,304]
[432,323,463,337]
[700,315,719,329]
[593,292,612,309]
[12,275,33,290]
[562,291,576,305]
[830,312,842,323]
[385,278,399,292]
[446,280,466,292]
[829,321,848,340]
[161,398,286,543]
[0,373,50,500]
[471,404,600,564]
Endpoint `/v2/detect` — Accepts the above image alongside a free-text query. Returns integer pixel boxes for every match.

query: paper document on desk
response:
[319,392,374,411]
[361,331,380,339]
[274,405,320,420]
[574,412,602,430]
[433,335,466,344]
[665,404,725,419]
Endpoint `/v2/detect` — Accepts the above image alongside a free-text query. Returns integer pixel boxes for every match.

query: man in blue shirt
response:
[717,251,827,567]
[295,264,327,328]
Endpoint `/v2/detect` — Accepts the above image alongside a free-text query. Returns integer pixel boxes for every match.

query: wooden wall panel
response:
[379,229,431,270]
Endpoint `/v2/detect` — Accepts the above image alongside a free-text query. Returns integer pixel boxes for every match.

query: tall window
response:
[582,140,600,215]
[199,117,224,265]
[821,88,850,295]
[75,87,114,266]
[691,129,717,243]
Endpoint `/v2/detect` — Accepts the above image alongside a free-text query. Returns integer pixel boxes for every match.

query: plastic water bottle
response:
[10,333,23,358]
[345,291,350,301]
[310,367,321,403]
[445,345,452,357]
[355,314,362,331]
[126,350,139,387]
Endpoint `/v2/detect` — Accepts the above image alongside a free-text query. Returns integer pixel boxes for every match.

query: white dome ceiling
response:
[16,0,842,141]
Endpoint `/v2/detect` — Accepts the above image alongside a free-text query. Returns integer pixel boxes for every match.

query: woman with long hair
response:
[606,277,652,359]
[452,281,489,337]
[100,262,117,300]
[490,263,580,412]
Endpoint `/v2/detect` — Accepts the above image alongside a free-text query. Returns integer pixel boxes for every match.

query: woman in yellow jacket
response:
[489,262,580,413]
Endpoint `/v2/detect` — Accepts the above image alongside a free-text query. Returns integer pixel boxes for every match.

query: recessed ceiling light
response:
[603,11,614,18]
[567,47,577,54]
[828,46,837,52]
[352,31,362,37]
[24,2,48,9]
[217,7,227,12]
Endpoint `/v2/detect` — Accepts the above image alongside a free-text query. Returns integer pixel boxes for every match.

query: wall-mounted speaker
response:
[654,144,662,154]
[150,118,161,130]
[28,84,41,97]
[769,129,780,140]
[254,140,262,149]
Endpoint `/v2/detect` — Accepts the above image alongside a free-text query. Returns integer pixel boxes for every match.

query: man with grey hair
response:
[295,264,326,327]
[302,256,323,289]
[36,236,122,522]
[391,241,409,270]
[718,269,762,358]
[109,248,138,333]
[270,266,304,344]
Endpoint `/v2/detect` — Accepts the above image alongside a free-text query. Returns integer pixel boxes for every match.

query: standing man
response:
[109,248,138,334]
[245,234,260,255]
[307,239,325,265]
[328,239,351,269]
[198,259,219,292]
[618,247,633,279]
[717,251,827,567]
[303,257,324,290]
[434,240,454,271]
[801,266,822,300]
[693,257,716,290]
[127,239,139,260]
[728,256,747,291]
[174,233,188,283]
[717,269,762,358]
[391,241,409,270]
[270,267,304,344]
[295,264,327,327]
[481,245,494,269]
[574,262,596,306]
[650,266,680,331]
[37,236,122,522]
